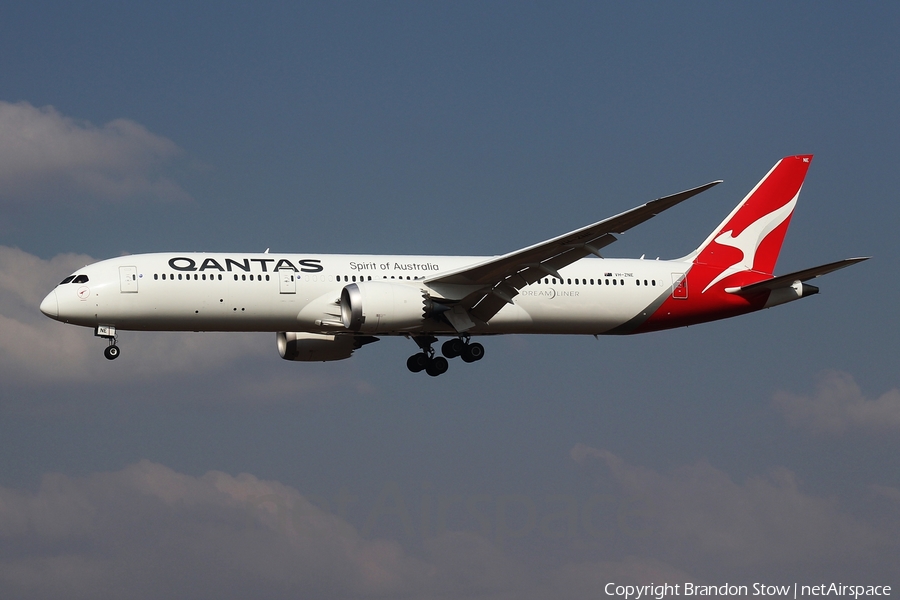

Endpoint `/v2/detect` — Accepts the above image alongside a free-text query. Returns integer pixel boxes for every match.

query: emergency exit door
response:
[119,266,138,293]
[671,273,688,299]
[278,270,296,294]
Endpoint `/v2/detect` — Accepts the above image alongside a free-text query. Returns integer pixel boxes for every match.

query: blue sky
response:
[0,3,897,598]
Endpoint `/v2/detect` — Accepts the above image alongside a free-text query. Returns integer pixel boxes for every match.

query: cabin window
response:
[636,280,640,286]
[234,274,238,281]
[652,279,656,286]
[153,274,158,280]
[241,275,246,281]
[178,274,183,280]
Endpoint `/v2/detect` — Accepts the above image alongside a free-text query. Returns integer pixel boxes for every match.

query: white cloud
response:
[0,461,536,600]
[772,371,900,435]
[2,452,895,599]
[570,444,882,569]
[0,101,191,206]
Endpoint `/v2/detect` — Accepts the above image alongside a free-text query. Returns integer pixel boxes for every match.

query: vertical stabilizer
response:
[686,155,812,293]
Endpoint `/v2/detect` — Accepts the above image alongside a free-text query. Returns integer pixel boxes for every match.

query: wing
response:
[425,180,722,327]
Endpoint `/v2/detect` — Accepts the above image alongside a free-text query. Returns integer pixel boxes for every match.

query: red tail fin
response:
[689,155,812,292]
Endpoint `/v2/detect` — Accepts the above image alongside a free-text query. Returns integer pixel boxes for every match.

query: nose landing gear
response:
[95,326,120,360]
[103,343,120,360]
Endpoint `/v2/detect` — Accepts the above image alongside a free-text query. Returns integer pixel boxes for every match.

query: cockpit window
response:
[59,275,76,285]
[72,275,89,284]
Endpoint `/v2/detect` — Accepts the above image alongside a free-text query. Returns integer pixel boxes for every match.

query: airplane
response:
[39,155,867,376]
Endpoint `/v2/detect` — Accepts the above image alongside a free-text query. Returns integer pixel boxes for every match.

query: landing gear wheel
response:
[461,342,484,363]
[442,338,465,358]
[104,345,120,360]
[426,356,449,377]
[407,353,428,373]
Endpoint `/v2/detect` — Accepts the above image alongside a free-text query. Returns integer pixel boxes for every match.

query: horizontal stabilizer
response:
[725,257,870,294]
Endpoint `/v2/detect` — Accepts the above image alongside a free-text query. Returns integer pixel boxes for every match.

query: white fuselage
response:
[43,252,683,336]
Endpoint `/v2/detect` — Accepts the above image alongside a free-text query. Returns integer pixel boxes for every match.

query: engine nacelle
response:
[277,332,357,362]
[340,281,431,333]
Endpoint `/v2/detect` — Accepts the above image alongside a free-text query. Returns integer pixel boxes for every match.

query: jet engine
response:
[340,281,434,333]
[277,332,377,362]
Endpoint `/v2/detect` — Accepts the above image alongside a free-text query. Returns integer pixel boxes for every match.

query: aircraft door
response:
[119,266,138,293]
[671,273,688,299]
[278,270,296,294]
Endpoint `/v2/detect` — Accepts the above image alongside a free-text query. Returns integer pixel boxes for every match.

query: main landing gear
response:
[407,335,484,376]
[95,326,120,360]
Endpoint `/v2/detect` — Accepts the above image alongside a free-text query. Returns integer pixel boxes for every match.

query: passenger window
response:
[620,279,624,285]
[242,275,246,281]
[234,274,238,281]
[154,274,159,280]
[612,279,616,285]
[265,275,270,281]
[178,274,183,280]
[652,280,656,286]
[590,279,594,285]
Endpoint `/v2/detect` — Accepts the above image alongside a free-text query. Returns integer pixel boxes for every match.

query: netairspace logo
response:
[603,583,892,600]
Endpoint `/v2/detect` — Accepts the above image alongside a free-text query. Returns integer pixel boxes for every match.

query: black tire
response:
[461,342,484,363]
[407,353,428,373]
[441,338,465,358]
[104,345,120,360]
[426,356,449,377]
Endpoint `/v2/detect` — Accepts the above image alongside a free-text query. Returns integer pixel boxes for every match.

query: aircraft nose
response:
[40,290,58,319]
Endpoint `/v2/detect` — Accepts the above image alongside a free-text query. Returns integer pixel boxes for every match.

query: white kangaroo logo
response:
[701,192,799,293]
